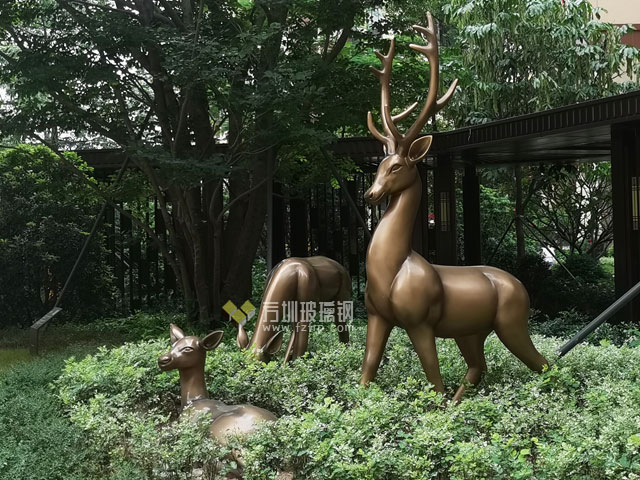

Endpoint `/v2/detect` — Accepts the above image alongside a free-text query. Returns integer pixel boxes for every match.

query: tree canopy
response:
[0,0,441,324]
[1,0,637,323]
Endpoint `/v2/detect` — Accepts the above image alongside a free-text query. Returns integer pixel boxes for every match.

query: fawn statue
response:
[158,324,277,444]
[362,12,548,402]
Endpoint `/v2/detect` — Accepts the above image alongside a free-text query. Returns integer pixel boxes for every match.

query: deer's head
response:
[158,324,224,371]
[236,323,284,362]
[365,12,457,205]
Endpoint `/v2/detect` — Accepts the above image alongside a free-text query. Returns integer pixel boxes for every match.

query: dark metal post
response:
[611,122,640,322]
[434,154,457,265]
[463,159,481,265]
[558,280,640,357]
[320,147,372,241]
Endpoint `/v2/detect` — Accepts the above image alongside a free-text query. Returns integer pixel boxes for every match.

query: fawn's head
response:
[365,12,457,206]
[158,324,224,371]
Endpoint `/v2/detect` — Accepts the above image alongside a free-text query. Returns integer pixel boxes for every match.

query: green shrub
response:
[531,309,640,347]
[0,351,98,480]
[56,324,640,479]
[83,310,192,341]
[538,254,615,317]
[0,145,114,328]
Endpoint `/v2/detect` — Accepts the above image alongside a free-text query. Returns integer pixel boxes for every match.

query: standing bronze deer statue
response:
[237,256,351,363]
[362,12,548,402]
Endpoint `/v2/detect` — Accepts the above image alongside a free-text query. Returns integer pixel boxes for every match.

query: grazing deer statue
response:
[362,13,548,402]
[158,325,277,445]
[237,256,351,363]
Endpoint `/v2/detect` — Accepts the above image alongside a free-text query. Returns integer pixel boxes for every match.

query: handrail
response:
[558,280,640,357]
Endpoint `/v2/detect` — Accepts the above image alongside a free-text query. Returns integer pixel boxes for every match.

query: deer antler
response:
[368,12,458,156]
[367,39,421,154]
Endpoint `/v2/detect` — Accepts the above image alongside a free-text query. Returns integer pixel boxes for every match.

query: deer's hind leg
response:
[453,332,489,403]
[494,306,548,373]
[288,265,318,361]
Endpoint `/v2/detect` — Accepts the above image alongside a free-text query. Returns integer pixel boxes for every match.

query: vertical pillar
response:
[463,156,481,265]
[434,154,457,265]
[611,122,640,322]
[266,157,273,272]
[412,163,429,256]
[271,182,286,266]
[289,196,308,257]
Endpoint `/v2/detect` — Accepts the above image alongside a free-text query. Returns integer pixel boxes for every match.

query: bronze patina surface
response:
[362,13,548,402]
[158,325,277,444]
[237,256,351,362]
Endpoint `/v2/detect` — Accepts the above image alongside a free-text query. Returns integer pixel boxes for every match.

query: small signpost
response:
[29,307,62,355]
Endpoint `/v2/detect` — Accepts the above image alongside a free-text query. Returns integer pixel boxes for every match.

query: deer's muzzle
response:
[158,354,173,370]
[365,186,385,205]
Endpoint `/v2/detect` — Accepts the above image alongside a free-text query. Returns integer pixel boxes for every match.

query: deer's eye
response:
[180,347,194,353]
[390,164,402,173]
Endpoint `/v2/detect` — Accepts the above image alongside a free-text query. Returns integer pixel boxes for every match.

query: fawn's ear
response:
[236,323,249,350]
[407,135,432,165]
[263,330,284,355]
[202,330,224,351]
[170,324,185,345]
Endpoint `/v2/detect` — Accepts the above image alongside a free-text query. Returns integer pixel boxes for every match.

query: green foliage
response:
[0,351,98,480]
[444,0,640,125]
[531,309,640,346]
[56,325,640,479]
[537,254,615,317]
[0,145,114,327]
[479,184,517,264]
[83,310,192,341]
[250,256,268,306]
[529,163,613,258]
[0,348,31,373]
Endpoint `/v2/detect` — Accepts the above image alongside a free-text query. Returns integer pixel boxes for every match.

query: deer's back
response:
[209,404,277,444]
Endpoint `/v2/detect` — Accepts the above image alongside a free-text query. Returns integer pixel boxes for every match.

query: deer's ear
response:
[408,135,432,165]
[202,330,224,351]
[236,324,249,350]
[263,330,284,356]
[170,324,185,345]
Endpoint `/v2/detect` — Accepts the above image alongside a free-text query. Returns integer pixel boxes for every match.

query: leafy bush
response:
[0,351,98,479]
[538,254,615,317]
[83,310,192,341]
[531,309,640,347]
[0,145,114,327]
[251,256,268,306]
[514,253,553,309]
[56,324,640,479]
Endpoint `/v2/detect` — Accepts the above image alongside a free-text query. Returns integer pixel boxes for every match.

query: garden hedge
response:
[53,324,640,479]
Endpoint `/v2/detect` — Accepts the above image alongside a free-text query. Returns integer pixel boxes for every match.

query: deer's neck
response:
[179,366,209,408]
[367,175,422,287]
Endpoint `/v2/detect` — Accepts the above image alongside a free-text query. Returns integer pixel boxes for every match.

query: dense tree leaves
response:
[0,145,113,327]
[0,1,443,325]
[444,0,640,125]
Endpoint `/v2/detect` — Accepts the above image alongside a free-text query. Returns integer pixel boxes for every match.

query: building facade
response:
[592,0,640,47]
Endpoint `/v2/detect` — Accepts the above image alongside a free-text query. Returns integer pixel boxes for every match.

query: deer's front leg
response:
[361,313,392,385]
[407,325,445,394]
